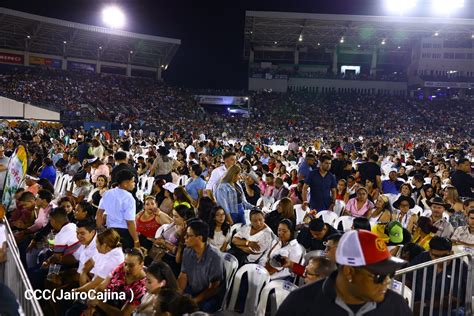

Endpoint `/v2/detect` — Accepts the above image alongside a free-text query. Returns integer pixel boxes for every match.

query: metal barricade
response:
[393,252,473,316]
[2,220,43,316]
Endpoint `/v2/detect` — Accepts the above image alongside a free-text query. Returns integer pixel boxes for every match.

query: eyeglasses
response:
[356,268,395,284]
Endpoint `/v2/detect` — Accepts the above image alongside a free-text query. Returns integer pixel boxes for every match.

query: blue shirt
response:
[381,180,403,195]
[40,165,56,186]
[298,161,315,180]
[185,177,206,201]
[98,187,136,229]
[305,169,336,211]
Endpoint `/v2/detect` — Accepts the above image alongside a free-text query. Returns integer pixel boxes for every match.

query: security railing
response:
[3,219,44,316]
[393,252,473,316]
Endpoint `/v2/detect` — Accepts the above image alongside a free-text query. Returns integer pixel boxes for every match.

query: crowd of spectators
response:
[1,68,473,146]
[0,67,472,315]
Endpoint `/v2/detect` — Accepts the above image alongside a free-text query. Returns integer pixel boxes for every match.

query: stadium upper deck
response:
[0,7,180,73]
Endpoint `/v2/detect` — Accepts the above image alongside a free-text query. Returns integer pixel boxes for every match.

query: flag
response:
[2,145,28,208]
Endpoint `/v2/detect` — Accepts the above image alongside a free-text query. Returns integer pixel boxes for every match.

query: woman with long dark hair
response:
[208,206,231,252]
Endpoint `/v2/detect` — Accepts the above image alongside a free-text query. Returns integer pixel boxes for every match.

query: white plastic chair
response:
[53,172,64,193]
[334,216,354,232]
[442,211,450,221]
[256,280,298,316]
[316,210,339,227]
[294,204,308,225]
[54,173,66,197]
[410,205,423,217]
[333,200,345,217]
[271,200,281,211]
[178,175,189,186]
[230,223,243,238]
[421,209,432,217]
[257,196,275,213]
[391,280,413,308]
[222,253,239,290]
[59,174,72,197]
[144,176,155,195]
[221,253,239,310]
[244,209,251,225]
[225,264,270,315]
[137,175,147,191]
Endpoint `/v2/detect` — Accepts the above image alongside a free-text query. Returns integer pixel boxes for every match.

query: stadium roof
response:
[0,7,181,68]
[244,11,474,58]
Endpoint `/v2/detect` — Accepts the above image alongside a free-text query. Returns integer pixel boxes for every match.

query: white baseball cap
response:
[163,182,178,193]
[336,230,405,275]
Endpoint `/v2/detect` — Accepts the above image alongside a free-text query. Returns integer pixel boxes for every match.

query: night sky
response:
[2,0,473,89]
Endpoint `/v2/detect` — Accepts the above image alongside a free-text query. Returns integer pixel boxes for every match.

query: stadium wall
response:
[248,78,288,92]
[0,97,60,121]
[288,78,407,95]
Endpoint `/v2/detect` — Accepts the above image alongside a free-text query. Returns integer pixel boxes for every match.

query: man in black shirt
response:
[451,158,473,198]
[331,151,346,181]
[277,230,410,316]
[297,218,339,251]
[357,155,382,190]
[111,151,138,185]
[407,237,468,315]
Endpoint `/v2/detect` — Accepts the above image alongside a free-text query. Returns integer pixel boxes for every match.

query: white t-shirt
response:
[265,239,304,280]
[234,225,274,265]
[91,247,124,279]
[209,230,231,251]
[54,223,80,256]
[73,234,99,274]
[205,165,227,192]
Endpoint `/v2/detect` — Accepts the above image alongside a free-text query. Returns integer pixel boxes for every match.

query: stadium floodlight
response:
[432,0,464,16]
[434,32,439,36]
[385,0,417,15]
[398,46,401,49]
[317,42,321,46]
[381,40,386,45]
[102,6,125,29]
[340,37,344,43]
[63,41,67,44]
[299,34,303,42]
[26,35,30,39]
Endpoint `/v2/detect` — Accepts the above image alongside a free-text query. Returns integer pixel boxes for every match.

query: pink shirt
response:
[27,204,52,233]
[91,164,110,184]
[346,198,374,217]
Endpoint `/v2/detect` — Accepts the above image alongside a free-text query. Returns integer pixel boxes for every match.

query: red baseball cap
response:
[336,230,405,274]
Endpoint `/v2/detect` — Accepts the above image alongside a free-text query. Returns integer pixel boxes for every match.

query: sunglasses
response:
[356,268,395,284]
[303,270,318,278]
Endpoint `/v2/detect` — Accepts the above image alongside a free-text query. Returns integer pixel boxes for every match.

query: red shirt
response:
[136,213,161,238]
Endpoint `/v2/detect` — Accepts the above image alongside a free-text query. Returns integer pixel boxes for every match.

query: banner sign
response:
[68,61,96,72]
[195,95,249,106]
[29,56,62,68]
[2,145,27,208]
[424,81,474,89]
[0,52,24,65]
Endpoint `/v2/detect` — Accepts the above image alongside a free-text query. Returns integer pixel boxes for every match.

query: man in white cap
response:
[277,230,411,315]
